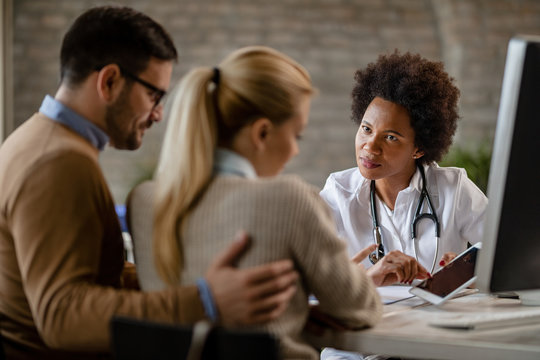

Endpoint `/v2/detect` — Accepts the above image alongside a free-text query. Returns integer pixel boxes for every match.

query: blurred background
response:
[4,0,540,203]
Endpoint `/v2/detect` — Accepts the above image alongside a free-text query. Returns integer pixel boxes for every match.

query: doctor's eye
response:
[361,125,371,133]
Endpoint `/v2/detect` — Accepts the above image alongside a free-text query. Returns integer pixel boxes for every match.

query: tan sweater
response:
[130,176,382,359]
[0,114,206,359]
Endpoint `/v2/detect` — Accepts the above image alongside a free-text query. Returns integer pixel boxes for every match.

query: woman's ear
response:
[96,64,124,104]
[250,118,273,151]
[413,149,425,160]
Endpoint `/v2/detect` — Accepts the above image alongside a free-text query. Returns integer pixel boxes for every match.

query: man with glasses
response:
[0,6,297,359]
[120,67,168,109]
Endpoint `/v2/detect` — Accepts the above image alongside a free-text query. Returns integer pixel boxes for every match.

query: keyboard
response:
[428,308,540,330]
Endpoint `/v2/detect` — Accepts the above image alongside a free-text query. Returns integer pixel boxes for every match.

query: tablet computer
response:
[409,243,481,305]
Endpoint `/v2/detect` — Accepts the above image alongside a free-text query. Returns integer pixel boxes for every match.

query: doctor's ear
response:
[412,150,425,160]
[251,118,272,150]
[96,64,124,104]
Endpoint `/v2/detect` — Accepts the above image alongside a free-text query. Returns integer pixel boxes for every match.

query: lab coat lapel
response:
[375,195,406,253]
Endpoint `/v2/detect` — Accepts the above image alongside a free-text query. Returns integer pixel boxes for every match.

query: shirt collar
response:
[357,164,426,196]
[213,148,257,179]
[403,165,424,194]
[39,95,109,151]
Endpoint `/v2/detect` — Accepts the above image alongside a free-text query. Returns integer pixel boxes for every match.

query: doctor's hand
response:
[363,250,430,287]
[351,244,378,267]
[438,252,457,267]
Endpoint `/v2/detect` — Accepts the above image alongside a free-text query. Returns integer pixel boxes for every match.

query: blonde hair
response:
[153,46,314,285]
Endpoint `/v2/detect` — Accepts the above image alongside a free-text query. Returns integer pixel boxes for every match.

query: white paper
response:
[377,285,416,304]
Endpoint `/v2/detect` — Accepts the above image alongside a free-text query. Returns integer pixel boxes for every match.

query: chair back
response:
[110,316,280,360]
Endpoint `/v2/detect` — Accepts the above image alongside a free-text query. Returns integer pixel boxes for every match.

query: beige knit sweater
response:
[129,175,382,359]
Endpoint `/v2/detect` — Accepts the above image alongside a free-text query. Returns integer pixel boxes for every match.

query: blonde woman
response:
[128,46,382,359]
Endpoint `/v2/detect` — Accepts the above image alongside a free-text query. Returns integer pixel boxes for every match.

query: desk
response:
[308,292,540,360]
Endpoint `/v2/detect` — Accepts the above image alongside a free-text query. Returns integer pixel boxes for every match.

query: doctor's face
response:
[355,96,422,182]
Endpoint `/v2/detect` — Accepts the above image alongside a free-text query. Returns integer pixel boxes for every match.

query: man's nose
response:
[149,103,164,122]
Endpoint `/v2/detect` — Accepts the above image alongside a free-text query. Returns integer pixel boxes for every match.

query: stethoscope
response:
[368,164,441,273]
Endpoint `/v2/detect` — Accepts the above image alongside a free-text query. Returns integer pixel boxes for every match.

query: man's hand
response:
[205,231,298,326]
[352,246,430,286]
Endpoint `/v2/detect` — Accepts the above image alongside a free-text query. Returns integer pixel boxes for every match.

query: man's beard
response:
[105,88,143,150]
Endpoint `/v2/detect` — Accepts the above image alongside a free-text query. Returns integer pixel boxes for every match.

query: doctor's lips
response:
[360,157,381,169]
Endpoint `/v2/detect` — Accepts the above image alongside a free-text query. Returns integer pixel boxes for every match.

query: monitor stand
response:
[516,290,540,306]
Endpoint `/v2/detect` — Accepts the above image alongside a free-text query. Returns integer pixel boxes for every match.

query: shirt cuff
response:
[196,278,219,322]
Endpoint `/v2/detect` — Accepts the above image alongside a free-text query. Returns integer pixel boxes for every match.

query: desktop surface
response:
[308,291,540,360]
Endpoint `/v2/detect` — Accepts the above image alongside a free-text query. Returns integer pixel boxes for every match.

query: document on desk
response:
[377,285,416,304]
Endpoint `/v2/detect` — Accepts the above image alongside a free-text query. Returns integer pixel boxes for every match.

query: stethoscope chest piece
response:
[369,239,385,265]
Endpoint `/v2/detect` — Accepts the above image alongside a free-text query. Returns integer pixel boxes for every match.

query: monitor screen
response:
[475,35,540,305]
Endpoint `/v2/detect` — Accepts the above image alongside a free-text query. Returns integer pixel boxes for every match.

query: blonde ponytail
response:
[153,68,218,285]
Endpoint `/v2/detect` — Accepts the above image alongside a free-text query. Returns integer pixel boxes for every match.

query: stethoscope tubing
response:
[369,164,441,273]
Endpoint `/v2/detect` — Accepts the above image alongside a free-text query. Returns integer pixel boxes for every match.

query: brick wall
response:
[12,0,540,203]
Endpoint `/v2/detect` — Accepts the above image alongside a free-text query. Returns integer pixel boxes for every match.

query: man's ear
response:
[96,64,124,104]
[250,118,273,151]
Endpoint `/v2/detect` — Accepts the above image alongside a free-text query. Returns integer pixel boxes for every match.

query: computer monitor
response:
[475,35,540,306]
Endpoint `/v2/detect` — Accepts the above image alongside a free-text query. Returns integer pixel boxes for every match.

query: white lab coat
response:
[320,163,488,272]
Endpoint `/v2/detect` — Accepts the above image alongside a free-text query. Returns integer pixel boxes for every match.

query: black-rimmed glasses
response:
[120,68,167,109]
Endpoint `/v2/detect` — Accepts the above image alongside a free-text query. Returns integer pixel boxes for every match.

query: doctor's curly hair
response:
[351,51,460,165]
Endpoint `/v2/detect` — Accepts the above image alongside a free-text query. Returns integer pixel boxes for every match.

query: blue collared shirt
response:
[39,95,109,151]
[213,148,257,178]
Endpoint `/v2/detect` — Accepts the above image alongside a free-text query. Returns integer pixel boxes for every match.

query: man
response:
[0,6,297,359]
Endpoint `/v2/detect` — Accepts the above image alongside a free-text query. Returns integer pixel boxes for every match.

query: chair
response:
[110,316,280,360]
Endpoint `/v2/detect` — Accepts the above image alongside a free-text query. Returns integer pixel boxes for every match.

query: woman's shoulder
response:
[427,163,468,182]
[215,175,327,218]
[263,174,320,197]
[126,180,156,212]
[324,167,364,194]
[427,163,485,196]
[215,174,315,195]
[253,175,328,205]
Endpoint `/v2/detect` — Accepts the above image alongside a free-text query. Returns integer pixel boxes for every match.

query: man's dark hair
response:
[351,51,460,164]
[60,6,178,85]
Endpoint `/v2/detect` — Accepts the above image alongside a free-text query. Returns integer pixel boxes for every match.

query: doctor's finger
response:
[394,259,411,284]
[351,244,378,264]
[402,258,417,284]
[384,261,405,284]
[385,251,415,283]
[439,252,457,267]
[415,262,431,280]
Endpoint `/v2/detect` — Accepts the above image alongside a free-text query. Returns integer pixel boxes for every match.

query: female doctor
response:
[320,51,488,283]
